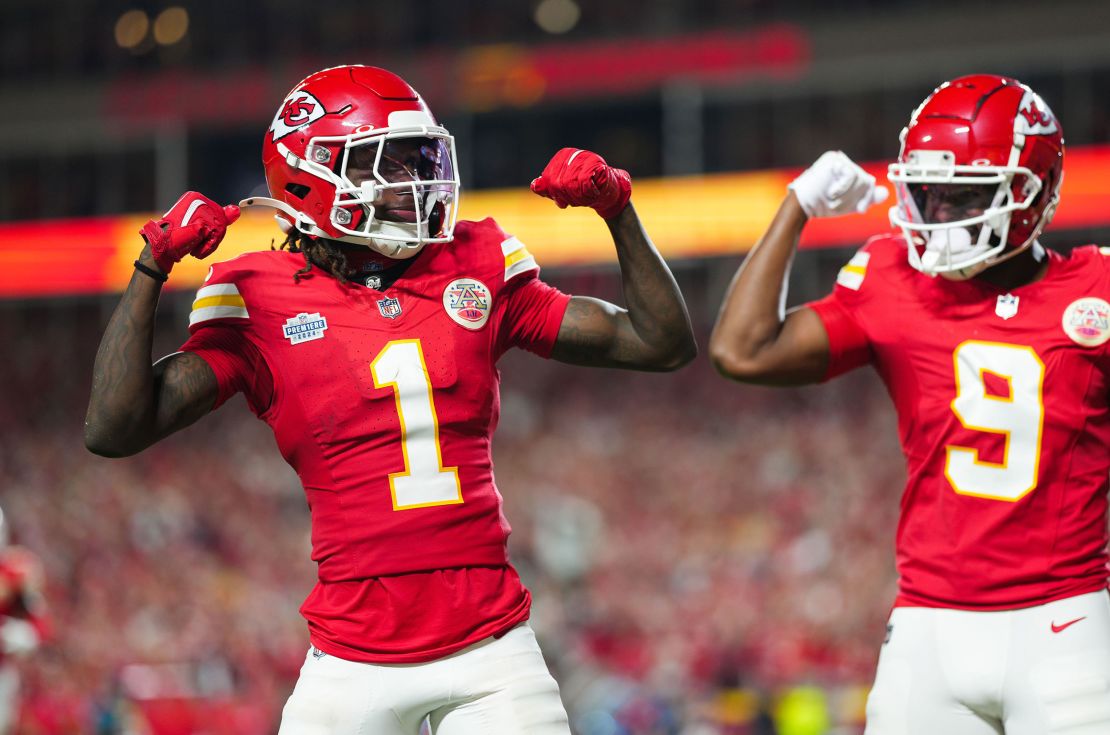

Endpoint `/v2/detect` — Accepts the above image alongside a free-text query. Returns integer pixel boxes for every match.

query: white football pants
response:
[0,663,16,735]
[277,622,571,735]
[865,589,1110,735]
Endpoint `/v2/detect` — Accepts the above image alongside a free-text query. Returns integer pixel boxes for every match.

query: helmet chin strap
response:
[920,228,993,275]
[368,220,427,259]
[934,239,1046,282]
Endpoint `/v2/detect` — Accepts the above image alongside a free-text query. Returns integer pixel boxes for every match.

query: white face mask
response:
[889,149,1046,278]
[919,226,993,277]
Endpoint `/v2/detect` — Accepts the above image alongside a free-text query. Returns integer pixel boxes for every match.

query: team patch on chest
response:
[282,312,329,344]
[1062,297,1110,347]
[443,278,491,330]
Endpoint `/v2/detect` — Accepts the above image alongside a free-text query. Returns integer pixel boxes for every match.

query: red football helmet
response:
[888,74,1064,279]
[245,65,460,259]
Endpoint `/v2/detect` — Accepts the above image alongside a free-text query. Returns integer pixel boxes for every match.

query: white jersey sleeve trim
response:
[501,236,539,282]
[190,282,249,326]
[836,251,870,291]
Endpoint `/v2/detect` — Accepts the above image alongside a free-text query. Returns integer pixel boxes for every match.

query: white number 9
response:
[946,341,1045,502]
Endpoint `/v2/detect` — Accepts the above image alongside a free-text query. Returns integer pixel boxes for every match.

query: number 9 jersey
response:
[809,234,1110,610]
[179,217,570,661]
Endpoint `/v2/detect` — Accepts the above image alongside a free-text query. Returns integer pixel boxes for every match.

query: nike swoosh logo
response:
[180,199,206,226]
[1050,616,1087,633]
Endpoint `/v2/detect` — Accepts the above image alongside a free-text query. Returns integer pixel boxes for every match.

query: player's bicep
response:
[151,351,219,440]
[763,306,833,384]
[714,306,832,386]
[550,296,637,368]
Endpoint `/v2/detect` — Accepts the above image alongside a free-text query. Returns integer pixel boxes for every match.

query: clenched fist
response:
[531,148,632,220]
[140,191,241,274]
[788,151,889,218]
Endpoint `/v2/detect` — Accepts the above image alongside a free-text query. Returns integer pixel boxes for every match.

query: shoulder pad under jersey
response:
[453,217,541,286]
[188,251,300,331]
[834,232,907,292]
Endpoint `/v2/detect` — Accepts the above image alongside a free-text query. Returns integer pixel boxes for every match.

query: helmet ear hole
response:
[285,183,311,200]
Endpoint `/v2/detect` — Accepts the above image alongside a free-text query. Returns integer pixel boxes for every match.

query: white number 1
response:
[370,339,462,510]
[946,340,1045,502]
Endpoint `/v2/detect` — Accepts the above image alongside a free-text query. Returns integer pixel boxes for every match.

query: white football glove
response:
[0,617,39,656]
[788,151,889,218]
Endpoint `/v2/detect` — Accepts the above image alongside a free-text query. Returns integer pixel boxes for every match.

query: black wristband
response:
[133,260,168,283]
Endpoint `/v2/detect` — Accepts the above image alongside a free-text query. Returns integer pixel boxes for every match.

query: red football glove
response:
[530,148,632,220]
[140,191,241,274]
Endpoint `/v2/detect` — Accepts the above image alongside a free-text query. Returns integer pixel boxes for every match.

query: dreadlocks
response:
[276,230,352,284]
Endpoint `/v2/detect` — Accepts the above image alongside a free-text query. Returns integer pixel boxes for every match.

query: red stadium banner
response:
[2,145,1110,299]
[104,26,810,125]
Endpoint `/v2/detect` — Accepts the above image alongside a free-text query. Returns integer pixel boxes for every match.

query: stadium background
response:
[2,1,1110,732]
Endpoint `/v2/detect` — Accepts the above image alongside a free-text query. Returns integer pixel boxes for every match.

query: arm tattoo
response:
[153,353,219,441]
[86,255,217,456]
[552,204,696,371]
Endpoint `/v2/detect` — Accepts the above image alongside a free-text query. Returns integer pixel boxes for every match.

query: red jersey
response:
[0,547,49,662]
[181,218,570,661]
[810,235,1110,610]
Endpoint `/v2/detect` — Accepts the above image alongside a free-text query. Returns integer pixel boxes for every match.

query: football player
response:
[0,507,48,735]
[709,74,1110,735]
[84,65,696,734]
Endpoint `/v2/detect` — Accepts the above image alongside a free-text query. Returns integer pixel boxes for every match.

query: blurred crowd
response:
[4,0,984,84]
[0,273,906,734]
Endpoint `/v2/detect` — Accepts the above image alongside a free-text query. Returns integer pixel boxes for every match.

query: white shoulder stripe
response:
[195,283,241,299]
[505,256,538,281]
[501,236,527,256]
[836,270,864,290]
[190,305,249,327]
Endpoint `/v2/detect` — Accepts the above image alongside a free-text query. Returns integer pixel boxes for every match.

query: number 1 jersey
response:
[180,218,570,661]
[810,235,1110,610]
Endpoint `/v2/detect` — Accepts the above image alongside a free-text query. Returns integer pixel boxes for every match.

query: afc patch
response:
[282,312,328,344]
[377,296,402,319]
[1062,297,1110,347]
[443,278,491,330]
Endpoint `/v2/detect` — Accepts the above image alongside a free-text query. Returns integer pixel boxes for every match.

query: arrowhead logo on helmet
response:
[1015,91,1058,135]
[270,91,329,142]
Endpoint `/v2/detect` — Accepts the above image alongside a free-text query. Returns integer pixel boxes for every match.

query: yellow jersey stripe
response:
[192,294,246,311]
[505,255,538,282]
[504,247,532,269]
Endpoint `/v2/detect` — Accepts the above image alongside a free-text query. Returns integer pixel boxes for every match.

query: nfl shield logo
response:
[377,296,402,319]
[995,294,1019,320]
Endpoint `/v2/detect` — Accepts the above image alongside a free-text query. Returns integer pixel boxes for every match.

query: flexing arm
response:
[84,192,239,457]
[709,151,887,386]
[553,204,696,370]
[531,149,696,371]
[708,194,830,385]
